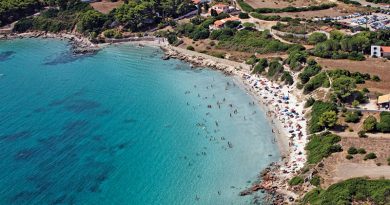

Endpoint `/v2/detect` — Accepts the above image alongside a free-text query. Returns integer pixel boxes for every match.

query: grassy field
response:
[317,58,390,94]
[91,0,124,14]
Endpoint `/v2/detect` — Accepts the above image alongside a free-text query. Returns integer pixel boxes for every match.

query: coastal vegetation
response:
[302,178,390,205]
[306,132,342,164]
[0,0,43,26]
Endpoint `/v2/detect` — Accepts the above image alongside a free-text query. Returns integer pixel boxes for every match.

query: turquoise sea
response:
[0,39,279,205]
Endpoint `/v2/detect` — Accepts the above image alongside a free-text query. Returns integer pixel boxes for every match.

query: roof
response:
[213,3,228,8]
[381,46,390,53]
[378,94,390,104]
[214,20,224,27]
[223,17,240,21]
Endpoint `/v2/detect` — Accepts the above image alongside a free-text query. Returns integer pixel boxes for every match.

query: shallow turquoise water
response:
[0,39,279,205]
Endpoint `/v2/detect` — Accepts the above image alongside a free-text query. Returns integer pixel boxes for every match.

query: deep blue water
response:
[0,39,279,205]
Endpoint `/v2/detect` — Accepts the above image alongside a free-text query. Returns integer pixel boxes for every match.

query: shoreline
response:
[0,31,99,54]
[161,44,308,203]
[0,34,306,203]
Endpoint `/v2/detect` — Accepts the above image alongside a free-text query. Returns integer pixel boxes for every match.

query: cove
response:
[0,38,279,204]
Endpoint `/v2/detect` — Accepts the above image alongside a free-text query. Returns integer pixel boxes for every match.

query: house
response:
[211,3,230,14]
[371,45,390,58]
[378,94,390,108]
[210,16,240,30]
[192,0,211,4]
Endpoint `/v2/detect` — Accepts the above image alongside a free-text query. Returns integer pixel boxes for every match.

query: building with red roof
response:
[371,45,390,58]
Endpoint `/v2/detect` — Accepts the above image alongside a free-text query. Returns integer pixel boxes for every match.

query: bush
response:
[252,58,268,74]
[357,148,366,154]
[302,178,390,205]
[238,12,249,19]
[345,111,361,123]
[303,72,329,94]
[306,132,341,164]
[377,112,390,133]
[289,176,304,186]
[186,45,195,51]
[281,71,294,85]
[372,75,381,82]
[347,147,358,155]
[363,115,377,132]
[267,59,283,77]
[309,101,338,133]
[346,154,353,160]
[387,157,390,165]
[358,130,367,138]
[364,153,377,160]
[305,97,316,108]
[310,176,321,186]
[308,32,328,45]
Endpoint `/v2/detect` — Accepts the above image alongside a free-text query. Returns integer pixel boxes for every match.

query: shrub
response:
[186,46,195,51]
[345,111,361,123]
[289,176,304,186]
[364,153,377,160]
[357,148,366,154]
[358,130,367,138]
[308,32,328,45]
[306,132,341,164]
[305,97,316,108]
[377,112,390,133]
[267,59,283,77]
[253,58,268,74]
[281,71,294,85]
[346,154,353,160]
[238,12,249,19]
[387,157,390,165]
[363,115,377,132]
[347,147,358,155]
[303,72,329,94]
[372,75,381,82]
[309,101,337,133]
[310,176,321,186]
[302,178,390,205]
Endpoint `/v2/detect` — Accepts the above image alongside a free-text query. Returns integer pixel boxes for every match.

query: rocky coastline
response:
[0,31,100,55]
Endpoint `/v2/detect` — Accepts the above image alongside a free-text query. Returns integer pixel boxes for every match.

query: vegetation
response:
[254,3,337,14]
[302,178,390,205]
[303,72,330,94]
[308,32,328,45]
[217,30,290,54]
[318,111,338,129]
[103,29,122,39]
[310,176,321,187]
[309,101,338,133]
[364,153,377,160]
[281,71,294,85]
[363,115,378,132]
[377,112,390,133]
[345,111,362,123]
[346,154,353,160]
[0,0,43,26]
[357,148,367,154]
[252,58,268,74]
[312,30,390,61]
[289,176,304,186]
[298,60,321,84]
[267,59,284,77]
[306,132,342,164]
[347,147,358,155]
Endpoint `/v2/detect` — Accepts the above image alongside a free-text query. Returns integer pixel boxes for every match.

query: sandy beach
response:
[161,45,308,202]
[0,32,306,202]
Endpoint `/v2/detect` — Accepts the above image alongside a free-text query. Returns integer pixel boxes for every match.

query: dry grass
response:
[317,57,390,94]
[245,0,331,9]
[91,0,124,14]
[317,135,390,188]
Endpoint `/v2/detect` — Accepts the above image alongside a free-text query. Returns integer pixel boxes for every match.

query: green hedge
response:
[302,178,390,205]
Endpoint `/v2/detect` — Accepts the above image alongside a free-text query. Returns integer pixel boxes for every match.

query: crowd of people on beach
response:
[241,73,308,175]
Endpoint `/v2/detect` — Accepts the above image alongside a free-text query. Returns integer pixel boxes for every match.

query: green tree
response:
[77,10,107,33]
[332,76,356,99]
[363,115,377,132]
[308,32,328,45]
[318,111,338,129]
[330,30,344,40]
